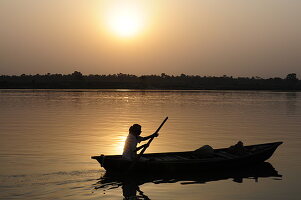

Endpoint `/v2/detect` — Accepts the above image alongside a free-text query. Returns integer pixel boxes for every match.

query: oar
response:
[137,116,168,160]
[128,117,168,171]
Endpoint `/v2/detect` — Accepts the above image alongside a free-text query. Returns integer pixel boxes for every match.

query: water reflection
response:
[94,162,282,199]
[286,92,298,115]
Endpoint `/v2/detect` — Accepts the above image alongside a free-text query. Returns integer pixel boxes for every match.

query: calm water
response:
[0,89,300,199]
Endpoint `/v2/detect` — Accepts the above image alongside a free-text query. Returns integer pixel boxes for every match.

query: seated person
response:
[227,141,247,155]
[122,124,158,160]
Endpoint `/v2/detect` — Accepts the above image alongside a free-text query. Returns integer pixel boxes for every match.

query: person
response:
[227,141,247,155]
[122,124,158,160]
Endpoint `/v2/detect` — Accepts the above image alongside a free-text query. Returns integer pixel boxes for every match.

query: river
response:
[0,90,300,199]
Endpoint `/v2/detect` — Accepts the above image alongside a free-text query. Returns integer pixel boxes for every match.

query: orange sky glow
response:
[0,0,300,77]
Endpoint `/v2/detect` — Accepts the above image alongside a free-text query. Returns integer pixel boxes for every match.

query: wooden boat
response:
[91,142,282,173]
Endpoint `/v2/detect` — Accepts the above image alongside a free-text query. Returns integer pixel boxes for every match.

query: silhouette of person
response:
[122,177,151,200]
[122,124,158,160]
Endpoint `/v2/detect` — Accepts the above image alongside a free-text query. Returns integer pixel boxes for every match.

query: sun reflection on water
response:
[113,135,127,155]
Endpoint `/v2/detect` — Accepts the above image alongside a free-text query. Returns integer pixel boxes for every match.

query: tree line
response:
[0,72,300,90]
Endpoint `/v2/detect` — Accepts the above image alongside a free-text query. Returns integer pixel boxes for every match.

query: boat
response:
[91,141,282,173]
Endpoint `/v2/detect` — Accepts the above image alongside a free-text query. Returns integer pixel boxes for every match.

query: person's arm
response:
[134,133,159,152]
[134,144,149,152]
[140,132,159,141]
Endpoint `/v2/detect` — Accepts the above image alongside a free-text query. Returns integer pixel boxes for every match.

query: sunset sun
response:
[105,2,145,38]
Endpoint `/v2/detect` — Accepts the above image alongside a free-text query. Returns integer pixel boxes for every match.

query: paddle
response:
[128,117,168,171]
[136,116,168,160]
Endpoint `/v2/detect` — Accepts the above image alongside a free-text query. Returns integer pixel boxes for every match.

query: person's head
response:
[129,124,142,136]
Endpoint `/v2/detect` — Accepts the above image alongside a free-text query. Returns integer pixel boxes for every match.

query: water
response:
[0,89,300,199]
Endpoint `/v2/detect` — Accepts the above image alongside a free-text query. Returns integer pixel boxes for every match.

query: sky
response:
[0,0,300,77]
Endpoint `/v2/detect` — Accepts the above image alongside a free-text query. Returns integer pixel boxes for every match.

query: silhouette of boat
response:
[91,142,282,173]
[94,162,282,198]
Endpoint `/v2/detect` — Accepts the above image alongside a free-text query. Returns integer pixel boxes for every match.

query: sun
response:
[109,9,142,37]
[104,1,145,38]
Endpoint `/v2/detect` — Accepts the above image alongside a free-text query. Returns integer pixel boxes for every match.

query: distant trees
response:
[286,73,298,81]
[71,71,83,80]
[285,73,298,89]
[0,71,300,90]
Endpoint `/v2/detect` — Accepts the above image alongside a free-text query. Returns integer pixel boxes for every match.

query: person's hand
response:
[153,132,159,137]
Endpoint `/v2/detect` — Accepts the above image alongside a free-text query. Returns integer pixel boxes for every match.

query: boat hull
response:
[92,142,282,173]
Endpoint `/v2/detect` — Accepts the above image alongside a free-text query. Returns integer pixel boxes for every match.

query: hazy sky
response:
[0,0,300,77]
